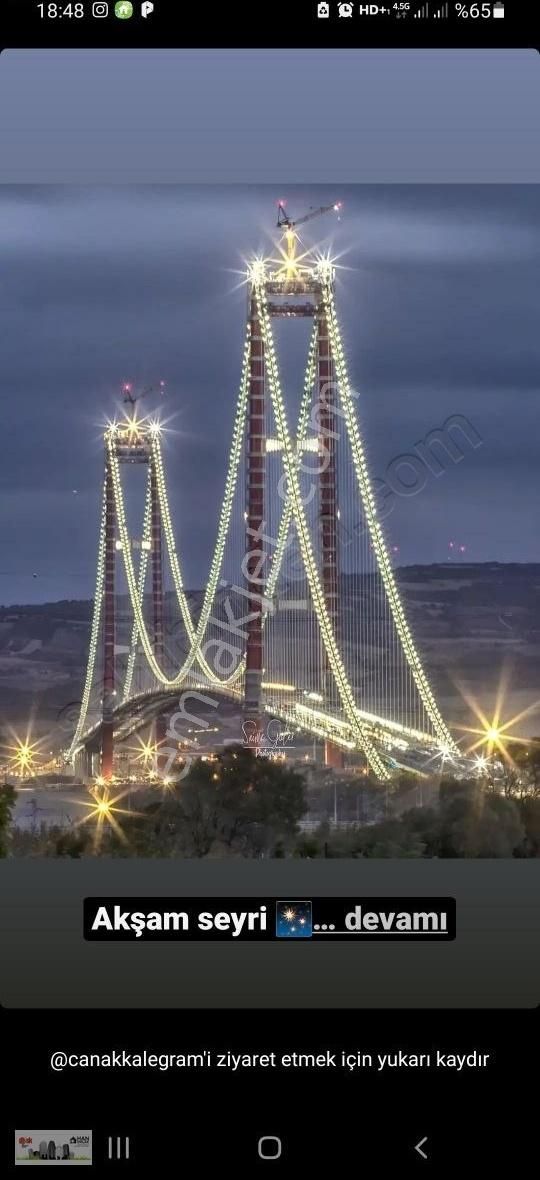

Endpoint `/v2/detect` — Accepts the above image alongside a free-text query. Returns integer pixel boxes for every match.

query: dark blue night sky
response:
[0,183,537,607]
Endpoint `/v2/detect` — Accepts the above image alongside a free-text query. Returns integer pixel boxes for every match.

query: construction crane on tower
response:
[276,201,342,231]
[274,201,342,279]
[121,380,166,409]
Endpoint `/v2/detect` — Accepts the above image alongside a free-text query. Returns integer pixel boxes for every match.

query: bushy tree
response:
[436,778,524,857]
[517,797,540,856]
[53,830,92,858]
[0,784,17,856]
[294,817,427,859]
[498,740,540,799]
[296,776,530,859]
[9,822,92,858]
[105,746,307,858]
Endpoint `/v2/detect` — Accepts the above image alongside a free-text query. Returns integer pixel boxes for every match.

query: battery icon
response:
[492,2,504,16]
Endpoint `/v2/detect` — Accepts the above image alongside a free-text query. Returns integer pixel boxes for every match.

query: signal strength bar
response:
[414,3,429,16]
[432,2,448,15]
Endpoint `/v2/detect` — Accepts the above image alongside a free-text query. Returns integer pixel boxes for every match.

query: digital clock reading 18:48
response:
[37,3,85,15]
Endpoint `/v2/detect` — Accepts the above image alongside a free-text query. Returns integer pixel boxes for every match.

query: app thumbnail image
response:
[15,1131,92,1165]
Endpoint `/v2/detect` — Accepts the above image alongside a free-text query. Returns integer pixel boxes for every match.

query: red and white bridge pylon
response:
[100,423,167,779]
[244,236,344,766]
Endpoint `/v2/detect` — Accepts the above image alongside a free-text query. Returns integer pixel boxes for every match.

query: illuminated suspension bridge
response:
[67,213,458,783]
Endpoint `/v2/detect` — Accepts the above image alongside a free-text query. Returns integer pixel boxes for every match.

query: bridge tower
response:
[100,421,165,779]
[317,297,344,769]
[244,288,266,732]
[150,456,167,762]
[101,449,116,780]
[245,230,344,767]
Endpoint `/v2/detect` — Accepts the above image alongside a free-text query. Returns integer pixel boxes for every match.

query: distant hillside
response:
[1,565,540,738]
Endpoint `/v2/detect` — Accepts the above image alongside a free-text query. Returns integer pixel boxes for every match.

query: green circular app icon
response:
[114,1,133,16]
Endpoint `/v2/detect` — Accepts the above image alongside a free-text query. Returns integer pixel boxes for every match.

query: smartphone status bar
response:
[1,0,535,50]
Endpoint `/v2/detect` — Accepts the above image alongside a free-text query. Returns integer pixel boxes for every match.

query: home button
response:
[258,1136,282,1160]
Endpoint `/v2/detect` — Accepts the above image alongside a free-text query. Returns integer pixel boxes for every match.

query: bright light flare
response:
[77,784,140,852]
[95,798,112,816]
[247,257,267,285]
[104,411,150,441]
[136,739,158,763]
[272,230,313,280]
[5,733,42,777]
[480,721,510,760]
[313,253,336,283]
[454,669,540,765]
[126,735,163,777]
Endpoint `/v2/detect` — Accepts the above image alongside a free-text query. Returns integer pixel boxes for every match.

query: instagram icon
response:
[92,2,109,14]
